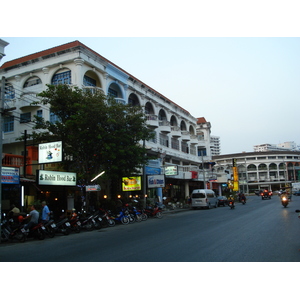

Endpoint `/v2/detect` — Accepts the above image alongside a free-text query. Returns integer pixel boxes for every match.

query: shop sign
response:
[122,176,141,191]
[145,166,160,175]
[1,167,20,184]
[86,184,101,192]
[39,141,62,164]
[164,165,178,176]
[38,170,76,186]
[147,175,165,188]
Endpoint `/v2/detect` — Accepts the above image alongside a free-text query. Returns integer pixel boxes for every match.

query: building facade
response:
[213,151,300,194]
[0,40,213,210]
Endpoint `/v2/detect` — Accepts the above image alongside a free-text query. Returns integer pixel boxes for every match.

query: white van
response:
[191,189,218,209]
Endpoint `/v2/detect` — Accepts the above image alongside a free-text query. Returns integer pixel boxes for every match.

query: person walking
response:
[41,201,50,224]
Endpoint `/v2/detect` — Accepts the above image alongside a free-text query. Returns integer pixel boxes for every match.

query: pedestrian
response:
[9,204,20,215]
[41,201,50,223]
[23,205,39,231]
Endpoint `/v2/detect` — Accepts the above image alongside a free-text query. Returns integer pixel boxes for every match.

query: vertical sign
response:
[232,159,239,191]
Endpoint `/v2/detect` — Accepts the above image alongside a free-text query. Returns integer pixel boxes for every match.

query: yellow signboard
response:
[233,181,239,191]
[122,176,142,191]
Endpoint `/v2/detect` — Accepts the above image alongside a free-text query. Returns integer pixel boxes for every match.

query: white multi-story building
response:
[213,151,300,194]
[0,40,213,209]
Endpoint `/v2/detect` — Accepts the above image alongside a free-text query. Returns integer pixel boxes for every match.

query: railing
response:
[2,154,32,176]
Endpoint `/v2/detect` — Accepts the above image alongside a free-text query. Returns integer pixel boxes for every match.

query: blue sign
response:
[2,167,20,184]
[145,166,161,175]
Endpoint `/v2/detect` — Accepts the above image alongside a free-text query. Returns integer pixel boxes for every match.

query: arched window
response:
[108,82,122,98]
[128,93,140,107]
[180,120,187,131]
[145,102,154,115]
[51,69,71,85]
[170,115,178,126]
[158,109,167,121]
[247,164,257,171]
[23,76,42,88]
[189,125,195,135]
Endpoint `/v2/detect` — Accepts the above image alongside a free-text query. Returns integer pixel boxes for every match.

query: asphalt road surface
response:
[1,195,300,262]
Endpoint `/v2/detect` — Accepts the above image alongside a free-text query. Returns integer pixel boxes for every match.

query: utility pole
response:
[0,77,4,242]
[0,39,9,243]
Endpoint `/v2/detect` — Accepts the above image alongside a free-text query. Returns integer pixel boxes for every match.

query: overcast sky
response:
[1,2,300,155]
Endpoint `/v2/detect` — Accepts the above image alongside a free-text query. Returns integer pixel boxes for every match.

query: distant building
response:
[254,142,299,152]
[210,135,221,156]
[213,150,300,194]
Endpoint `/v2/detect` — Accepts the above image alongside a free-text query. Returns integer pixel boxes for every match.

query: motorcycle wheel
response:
[135,214,142,222]
[129,214,135,223]
[156,211,163,219]
[141,213,148,221]
[37,229,45,240]
[46,227,55,238]
[121,217,130,225]
[62,226,70,235]
[107,219,115,227]
[94,221,102,230]
[85,221,94,231]
[74,224,81,233]
[15,231,26,243]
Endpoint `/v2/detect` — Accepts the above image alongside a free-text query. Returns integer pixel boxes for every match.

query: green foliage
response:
[22,84,154,184]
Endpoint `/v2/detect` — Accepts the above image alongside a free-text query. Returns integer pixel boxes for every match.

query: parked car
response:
[293,190,300,196]
[217,196,228,206]
[254,189,260,196]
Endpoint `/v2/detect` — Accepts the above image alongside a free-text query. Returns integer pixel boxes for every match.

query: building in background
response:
[213,151,300,194]
[210,135,221,156]
[254,141,299,152]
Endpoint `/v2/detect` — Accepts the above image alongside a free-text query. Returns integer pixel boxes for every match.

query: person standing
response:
[41,201,50,224]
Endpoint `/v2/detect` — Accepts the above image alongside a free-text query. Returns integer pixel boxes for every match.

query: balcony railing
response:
[2,154,33,176]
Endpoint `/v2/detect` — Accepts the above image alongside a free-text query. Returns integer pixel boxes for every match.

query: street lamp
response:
[91,171,105,182]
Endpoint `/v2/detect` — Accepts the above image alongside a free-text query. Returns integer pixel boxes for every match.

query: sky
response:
[1,1,300,157]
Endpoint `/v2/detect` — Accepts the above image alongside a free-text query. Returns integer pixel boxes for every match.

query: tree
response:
[25,84,154,199]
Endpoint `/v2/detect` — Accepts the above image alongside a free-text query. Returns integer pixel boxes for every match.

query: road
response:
[1,195,300,262]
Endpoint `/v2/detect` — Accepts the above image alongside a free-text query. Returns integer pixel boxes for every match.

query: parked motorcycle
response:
[79,213,96,231]
[144,205,163,218]
[54,217,71,235]
[130,206,143,222]
[43,219,56,238]
[24,222,47,240]
[111,209,130,225]
[1,216,26,243]
[68,215,81,233]
[98,209,115,227]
